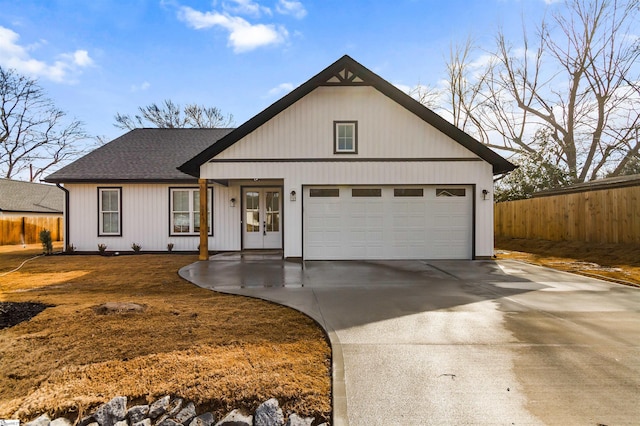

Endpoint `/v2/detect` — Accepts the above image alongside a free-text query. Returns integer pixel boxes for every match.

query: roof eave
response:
[44,177,201,184]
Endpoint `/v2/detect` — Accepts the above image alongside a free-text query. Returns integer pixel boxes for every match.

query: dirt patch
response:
[93,302,146,315]
[0,302,52,330]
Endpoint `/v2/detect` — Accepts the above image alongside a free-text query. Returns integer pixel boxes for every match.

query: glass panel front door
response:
[243,188,282,249]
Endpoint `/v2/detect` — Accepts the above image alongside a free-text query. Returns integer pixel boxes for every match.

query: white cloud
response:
[223,0,272,17]
[72,50,93,67]
[131,81,151,92]
[0,26,93,83]
[267,82,294,96]
[276,0,307,19]
[178,6,287,53]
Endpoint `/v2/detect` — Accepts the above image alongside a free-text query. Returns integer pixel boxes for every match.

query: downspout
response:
[56,183,70,252]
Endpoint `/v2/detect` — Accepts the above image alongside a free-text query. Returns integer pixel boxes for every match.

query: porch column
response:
[199,178,208,261]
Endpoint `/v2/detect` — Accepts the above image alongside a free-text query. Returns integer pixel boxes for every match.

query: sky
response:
[0,0,559,144]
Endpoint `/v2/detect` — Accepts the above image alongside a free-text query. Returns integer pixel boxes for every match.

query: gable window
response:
[98,187,122,236]
[170,187,213,236]
[334,121,358,153]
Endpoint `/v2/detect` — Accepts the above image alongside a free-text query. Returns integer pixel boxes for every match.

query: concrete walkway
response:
[179,254,640,425]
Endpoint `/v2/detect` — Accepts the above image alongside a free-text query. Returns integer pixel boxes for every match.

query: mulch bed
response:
[0,302,52,330]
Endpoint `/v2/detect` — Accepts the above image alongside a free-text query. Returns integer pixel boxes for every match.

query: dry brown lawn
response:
[0,245,331,423]
[495,237,640,287]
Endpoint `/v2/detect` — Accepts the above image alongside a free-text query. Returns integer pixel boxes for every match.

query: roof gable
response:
[179,55,515,176]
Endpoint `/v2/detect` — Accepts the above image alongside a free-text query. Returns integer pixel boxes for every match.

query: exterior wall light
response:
[482,189,489,200]
[230,197,236,207]
[290,190,297,201]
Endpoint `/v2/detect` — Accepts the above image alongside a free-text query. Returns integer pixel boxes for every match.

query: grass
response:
[495,237,640,286]
[0,244,331,423]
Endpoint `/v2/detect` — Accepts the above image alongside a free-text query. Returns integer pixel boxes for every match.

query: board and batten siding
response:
[214,86,479,160]
[65,183,240,252]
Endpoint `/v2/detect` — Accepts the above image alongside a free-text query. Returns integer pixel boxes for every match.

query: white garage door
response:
[303,186,473,260]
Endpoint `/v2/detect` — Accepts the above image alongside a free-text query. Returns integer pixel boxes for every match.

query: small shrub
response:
[131,242,142,253]
[66,244,76,253]
[97,243,107,254]
[167,243,174,252]
[39,229,53,255]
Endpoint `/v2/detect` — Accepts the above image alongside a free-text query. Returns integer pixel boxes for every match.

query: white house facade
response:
[47,56,514,260]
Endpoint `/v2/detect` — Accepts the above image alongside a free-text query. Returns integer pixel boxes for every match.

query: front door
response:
[243,187,282,249]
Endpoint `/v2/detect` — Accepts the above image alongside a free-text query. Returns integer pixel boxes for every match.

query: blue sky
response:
[0,0,556,143]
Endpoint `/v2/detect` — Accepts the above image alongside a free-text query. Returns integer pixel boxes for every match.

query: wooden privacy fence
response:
[494,185,640,244]
[0,216,63,245]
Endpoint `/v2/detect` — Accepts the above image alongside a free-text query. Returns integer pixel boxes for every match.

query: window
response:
[309,188,340,197]
[436,188,466,197]
[334,121,358,153]
[170,188,213,235]
[352,188,381,197]
[98,188,121,236]
[394,188,424,197]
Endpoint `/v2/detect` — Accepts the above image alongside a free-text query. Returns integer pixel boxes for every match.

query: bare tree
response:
[430,0,640,185]
[0,67,88,182]
[114,99,234,130]
[490,0,640,182]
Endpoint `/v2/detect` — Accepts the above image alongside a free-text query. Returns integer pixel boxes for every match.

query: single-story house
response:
[0,178,64,217]
[45,55,515,260]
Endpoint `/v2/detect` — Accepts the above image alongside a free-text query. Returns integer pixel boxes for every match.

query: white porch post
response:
[199,178,208,261]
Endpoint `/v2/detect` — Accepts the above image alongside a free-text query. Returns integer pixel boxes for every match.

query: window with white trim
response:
[334,121,357,153]
[98,188,121,236]
[170,188,213,235]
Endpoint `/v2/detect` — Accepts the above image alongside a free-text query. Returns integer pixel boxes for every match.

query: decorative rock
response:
[133,420,152,426]
[156,419,181,426]
[165,398,183,417]
[25,396,322,426]
[149,396,171,419]
[174,402,197,425]
[77,416,95,426]
[284,414,313,426]
[154,413,170,426]
[25,414,51,426]
[254,399,283,426]
[189,413,215,426]
[127,405,150,424]
[94,396,127,426]
[215,409,253,426]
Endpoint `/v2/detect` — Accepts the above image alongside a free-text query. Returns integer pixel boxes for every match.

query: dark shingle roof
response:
[45,128,234,183]
[0,179,64,214]
[179,55,516,176]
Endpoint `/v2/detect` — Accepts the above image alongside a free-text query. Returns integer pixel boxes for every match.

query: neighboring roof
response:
[45,128,234,183]
[533,174,640,198]
[179,55,516,176]
[0,179,64,214]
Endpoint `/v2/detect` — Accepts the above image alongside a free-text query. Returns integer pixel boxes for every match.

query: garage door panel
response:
[304,185,472,260]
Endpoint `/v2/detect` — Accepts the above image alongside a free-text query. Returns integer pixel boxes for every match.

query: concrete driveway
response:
[179,254,640,425]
